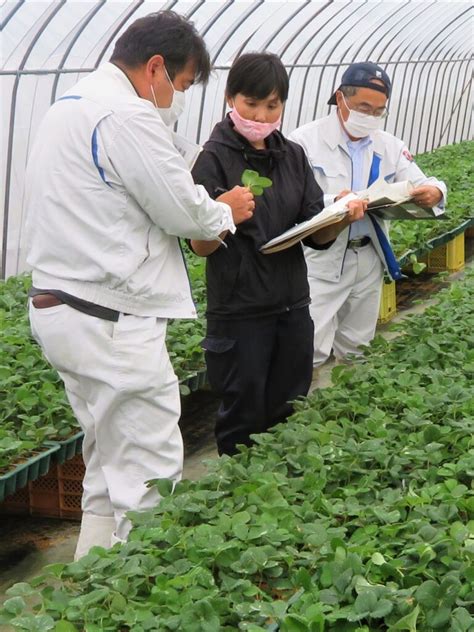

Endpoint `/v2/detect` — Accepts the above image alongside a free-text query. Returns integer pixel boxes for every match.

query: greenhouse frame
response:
[1,0,472,278]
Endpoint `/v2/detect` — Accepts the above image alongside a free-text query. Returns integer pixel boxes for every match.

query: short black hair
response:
[110,10,211,83]
[226,53,289,102]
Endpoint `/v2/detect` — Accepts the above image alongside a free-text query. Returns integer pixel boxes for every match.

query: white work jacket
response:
[25,63,235,318]
[288,110,447,282]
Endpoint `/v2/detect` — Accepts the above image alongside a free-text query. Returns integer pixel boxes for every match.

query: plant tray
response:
[50,430,84,464]
[0,453,84,520]
[378,280,397,324]
[0,444,60,503]
[420,232,465,273]
[397,217,473,269]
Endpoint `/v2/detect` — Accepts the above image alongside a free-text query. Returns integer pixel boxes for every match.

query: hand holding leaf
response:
[241,169,272,196]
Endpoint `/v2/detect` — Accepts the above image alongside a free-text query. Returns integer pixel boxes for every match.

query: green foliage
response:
[2,269,473,630]
[391,140,473,259]
[0,275,77,470]
[242,169,273,196]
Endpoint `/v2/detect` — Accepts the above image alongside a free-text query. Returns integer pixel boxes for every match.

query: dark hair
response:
[110,10,211,83]
[226,53,289,102]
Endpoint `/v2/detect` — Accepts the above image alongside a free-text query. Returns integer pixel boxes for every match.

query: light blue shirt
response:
[345,136,372,239]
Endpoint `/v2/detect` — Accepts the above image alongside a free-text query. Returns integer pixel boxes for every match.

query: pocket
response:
[201,336,236,394]
[201,336,235,354]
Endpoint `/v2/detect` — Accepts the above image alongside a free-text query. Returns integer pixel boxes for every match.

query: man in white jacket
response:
[289,62,446,368]
[25,11,254,558]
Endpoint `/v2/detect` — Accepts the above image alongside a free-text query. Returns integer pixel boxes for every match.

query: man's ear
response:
[146,54,165,80]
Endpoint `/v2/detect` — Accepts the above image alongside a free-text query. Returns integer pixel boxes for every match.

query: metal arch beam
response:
[439,68,472,145]
[271,0,335,128]
[0,0,25,31]
[275,0,349,126]
[441,57,472,146]
[219,1,313,122]
[340,1,410,67]
[184,0,206,20]
[459,67,473,142]
[93,0,152,68]
[277,1,333,62]
[387,1,452,141]
[422,36,470,153]
[50,0,107,104]
[199,0,234,37]
[451,56,472,144]
[294,1,371,125]
[2,0,67,279]
[258,0,311,53]
[414,26,470,154]
[398,6,471,148]
[308,1,396,122]
[189,0,235,138]
[333,1,416,133]
[431,49,468,148]
[195,1,265,142]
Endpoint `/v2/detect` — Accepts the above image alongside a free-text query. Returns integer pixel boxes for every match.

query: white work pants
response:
[29,304,182,543]
[308,243,384,367]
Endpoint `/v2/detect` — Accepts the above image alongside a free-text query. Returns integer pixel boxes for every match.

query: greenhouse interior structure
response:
[1,0,473,630]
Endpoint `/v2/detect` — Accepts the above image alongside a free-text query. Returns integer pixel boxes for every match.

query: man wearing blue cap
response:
[289,62,446,368]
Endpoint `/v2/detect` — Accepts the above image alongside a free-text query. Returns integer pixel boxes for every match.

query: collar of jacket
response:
[207,115,288,163]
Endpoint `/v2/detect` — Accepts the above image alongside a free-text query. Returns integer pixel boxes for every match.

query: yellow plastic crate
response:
[378,280,397,324]
[422,233,465,273]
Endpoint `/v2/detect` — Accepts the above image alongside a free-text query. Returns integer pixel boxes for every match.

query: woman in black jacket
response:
[190,53,366,455]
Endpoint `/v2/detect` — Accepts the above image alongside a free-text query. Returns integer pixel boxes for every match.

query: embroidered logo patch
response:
[403,148,414,162]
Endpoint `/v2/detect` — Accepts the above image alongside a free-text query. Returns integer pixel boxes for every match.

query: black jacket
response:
[191,116,324,319]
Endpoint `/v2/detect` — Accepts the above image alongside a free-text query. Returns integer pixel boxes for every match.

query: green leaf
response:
[241,169,260,187]
[371,552,386,566]
[415,580,439,609]
[388,606,420,631]
[54,622,78,632]
[3,597,26,616]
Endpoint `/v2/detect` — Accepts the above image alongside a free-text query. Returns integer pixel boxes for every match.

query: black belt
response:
[347,236,371,249]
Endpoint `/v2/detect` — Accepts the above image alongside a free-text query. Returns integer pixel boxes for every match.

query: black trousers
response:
[202,306,314,456]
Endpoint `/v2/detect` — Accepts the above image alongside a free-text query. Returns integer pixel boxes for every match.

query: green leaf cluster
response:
[241,169,273,196]
[2,269,473,630]
[391,140,473,260]
[0,252,209,470]
[0,275,77,471]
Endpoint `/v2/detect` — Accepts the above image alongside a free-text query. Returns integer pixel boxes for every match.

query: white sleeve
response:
[395,145,447,209]
[103,111,235,240]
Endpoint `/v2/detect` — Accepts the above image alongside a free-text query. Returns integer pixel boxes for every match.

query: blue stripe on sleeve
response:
[91,126,110,187]
[56,95,82,101]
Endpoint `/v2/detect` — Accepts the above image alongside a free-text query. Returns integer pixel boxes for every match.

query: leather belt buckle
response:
[32,293,64,309]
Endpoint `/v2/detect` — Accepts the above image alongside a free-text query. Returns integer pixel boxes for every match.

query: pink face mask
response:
[229,104,281,143]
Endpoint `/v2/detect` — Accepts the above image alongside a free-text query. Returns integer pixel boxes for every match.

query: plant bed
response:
[1,270,472,631]
[0,444,59,503]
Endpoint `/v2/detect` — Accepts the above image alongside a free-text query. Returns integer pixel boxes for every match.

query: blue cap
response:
[328,61,391,105]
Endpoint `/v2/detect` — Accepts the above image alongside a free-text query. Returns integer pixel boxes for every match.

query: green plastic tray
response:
[49,430,84,464]
[0,444,60,503]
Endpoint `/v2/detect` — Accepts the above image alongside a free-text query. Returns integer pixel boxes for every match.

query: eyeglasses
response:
[341,93,389,119]
[351,104,389,119]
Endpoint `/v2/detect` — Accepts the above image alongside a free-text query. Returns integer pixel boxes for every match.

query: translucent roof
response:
[1,0,472,277]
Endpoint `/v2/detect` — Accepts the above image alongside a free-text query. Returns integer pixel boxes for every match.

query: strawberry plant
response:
[390,140,473,259]
[2,269,472,630]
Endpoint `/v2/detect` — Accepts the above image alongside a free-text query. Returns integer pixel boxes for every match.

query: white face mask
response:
[340,94,384,138]
[150,66,186,127]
